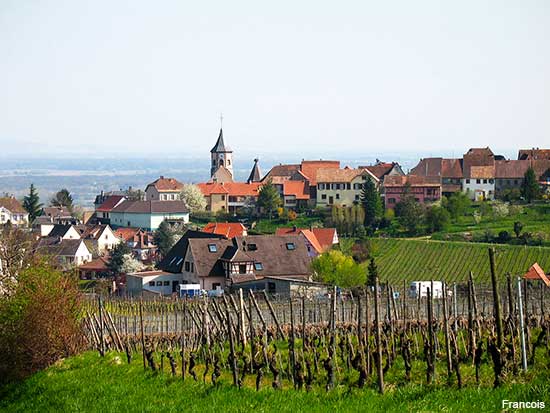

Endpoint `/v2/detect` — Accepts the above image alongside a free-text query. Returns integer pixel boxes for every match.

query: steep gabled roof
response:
[96,195,126,212]
[523,263,550,287]
[158,230,225,273]
[210,165,234,183]
[247,159,262,183]
[210,129,232,153]
[38,238,88,257]
[300,161,340,185]
[410,158,463,178]
[275,227,337,252]
[47,224,78,239]
[283,181,310,199]
[0,197,26,214]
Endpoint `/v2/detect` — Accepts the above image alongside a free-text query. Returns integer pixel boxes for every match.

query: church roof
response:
[210,129,232,153]
[247,159,262,183]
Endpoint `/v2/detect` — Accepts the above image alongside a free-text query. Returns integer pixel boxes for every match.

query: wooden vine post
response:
[374,276,384,394]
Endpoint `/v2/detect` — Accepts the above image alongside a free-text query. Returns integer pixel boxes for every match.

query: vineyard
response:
[369,238,550,284]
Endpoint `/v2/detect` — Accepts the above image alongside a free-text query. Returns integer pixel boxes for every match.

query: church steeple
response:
[247,158,262,183]
[210,126,233,178]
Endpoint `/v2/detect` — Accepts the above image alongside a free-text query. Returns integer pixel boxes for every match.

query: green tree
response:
[367,257,378,288]
[521,167,540,203]
[394,185,425,235]
[50,189,74,211]
[153,220,176,258]
[442,192,471,220]
[425,205,450,233]
[513,221,523,239]
[361,179,382,229]
[22,184,43,223]
[311,250,365,287]
[257,179,281,219]
[107,242,132,274]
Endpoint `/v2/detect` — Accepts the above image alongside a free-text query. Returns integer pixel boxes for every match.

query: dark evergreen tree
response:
[521,167,540,203]
[360,179,382,229]
[513,221,523,239]
[257,179,281,219]
[107,242,132,274]
[22,184,43,223]
[153,220,175,259]
[367,257,378,288]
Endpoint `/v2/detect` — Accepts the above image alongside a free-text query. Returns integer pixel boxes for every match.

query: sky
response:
[0,0,549,158]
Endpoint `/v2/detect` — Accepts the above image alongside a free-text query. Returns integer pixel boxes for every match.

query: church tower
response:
[210,128,233,179]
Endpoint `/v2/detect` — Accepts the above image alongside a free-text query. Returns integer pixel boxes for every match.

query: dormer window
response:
[286,242,295,250]
[254,262,263,271]
[208,244,217,253]
[247,243,257,251]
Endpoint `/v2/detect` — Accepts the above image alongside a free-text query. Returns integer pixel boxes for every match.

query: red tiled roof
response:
[96,195,126,212]
[316,167,378,183]
[311,228,338,250]
[78,256,110,271]
[300,161,340,185]
[198,182,261,197]
[463,147,495,178]
[275,227,337,252]
[202,222,247,238]
[410,158,463,178]
[523,263,550,287]
[518,149,550,161]
[495,160,530,178]
[384,175,441,187]
[111,200,188,214]
[283,181,310,200]
[147,177,184,192]
[0,197,26,214]
[115,227,142,241]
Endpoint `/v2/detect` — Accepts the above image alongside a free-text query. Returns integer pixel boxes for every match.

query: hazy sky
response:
[1,1,548,158]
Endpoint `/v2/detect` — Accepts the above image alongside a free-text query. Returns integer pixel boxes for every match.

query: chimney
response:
[292,225,297,232]
[160,175,164,179]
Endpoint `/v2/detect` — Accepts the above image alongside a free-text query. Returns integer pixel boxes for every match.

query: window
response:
[489,179,494,184]
[163,281,170,286]
[355,194,360,201]
[127,221,131,226]
[228,159,231,165]
[247,243,257,251]
[156,281,162,286]
[239,264,247,274]
[466,179,470,184]
[286,242,296,250]
[483,179,487,184]
[346,183,351,190]
[476,179,481,184]
[149,281,155,286]
[321,194,327,200]
[318,183,324,190]
[336,194,340,199]
[388,198,396,204]
[221,195,226,201]
[254,262,263,271]
[185,261,190,272]
[190,262,194,272]
[208,244,217,252]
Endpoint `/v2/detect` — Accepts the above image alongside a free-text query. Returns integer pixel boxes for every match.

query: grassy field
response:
[1,351,549,413]
[369,238,550,284]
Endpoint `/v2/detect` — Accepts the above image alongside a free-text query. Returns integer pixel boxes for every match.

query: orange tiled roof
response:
[275,227,337,252]
[0,197,26,214]
[523,263,550,287]
[283,181,310,200]
[202,222,247,238]
[198,182,261,197]
[115,227,141,241]
[300,161,340,185]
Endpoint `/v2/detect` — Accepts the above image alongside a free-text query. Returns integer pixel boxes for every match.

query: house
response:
[275,227,338,252]
[282,180,310,210]
[126,271,184,296]
[78,256,112,279]
[115,227,157,262]
[315,167,379,207]
[41,224,82,240]
[38,206,78,225]
[197,182,261,213]
[202,222,248,238]
[383,175,441,208]
[0,197,29,227]
[145,176,184,201]
[79,224,121,254]
[274,228,323,256]
[362,160,405,184]
[462,148,498,201]
[518,148,550,161]
[37,238,92,267]
[263,160,341,207]
[95,195,126,224]
[159,232,313,291]
[410,158,463,197]
[109,200,189,231]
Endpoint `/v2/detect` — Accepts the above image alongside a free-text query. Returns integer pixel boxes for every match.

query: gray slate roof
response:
[210,129,231,153]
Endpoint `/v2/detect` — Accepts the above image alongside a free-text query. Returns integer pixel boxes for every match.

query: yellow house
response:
[316,167,379,207]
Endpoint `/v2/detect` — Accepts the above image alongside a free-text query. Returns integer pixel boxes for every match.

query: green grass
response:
[369,238,550,284]
[1,351,549,412]
[253,216,323,234]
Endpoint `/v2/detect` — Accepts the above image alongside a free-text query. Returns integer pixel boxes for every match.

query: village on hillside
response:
[1,128,550,298]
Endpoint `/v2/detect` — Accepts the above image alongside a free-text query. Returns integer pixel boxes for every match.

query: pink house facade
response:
[384,175,441,208]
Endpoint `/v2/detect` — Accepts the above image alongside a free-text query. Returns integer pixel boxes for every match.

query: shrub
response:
[0,260,84,383]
